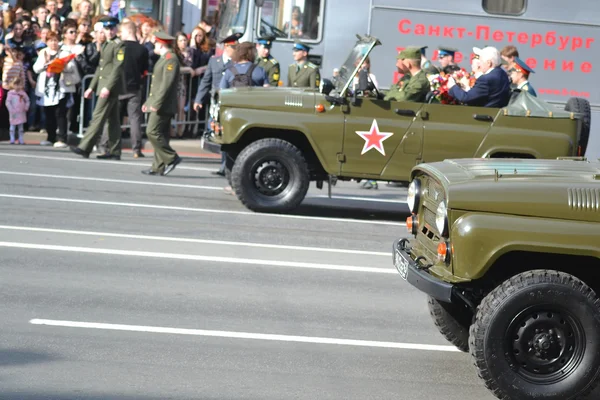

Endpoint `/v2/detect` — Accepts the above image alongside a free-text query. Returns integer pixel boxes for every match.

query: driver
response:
[384,47,429,102]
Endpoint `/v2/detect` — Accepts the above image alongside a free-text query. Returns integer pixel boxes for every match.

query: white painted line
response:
[30,319,459,352]
[0,194,405,226]
[0,242,395,274]
[0,225,390,256]
[0,171,222,191]
[0,152,215,171]
[309,195,407,204]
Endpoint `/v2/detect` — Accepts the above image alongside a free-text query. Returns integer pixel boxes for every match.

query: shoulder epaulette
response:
[307,62,316,69]
[270,58,279,65]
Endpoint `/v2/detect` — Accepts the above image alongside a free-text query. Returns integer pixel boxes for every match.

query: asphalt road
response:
[0,145,499,400]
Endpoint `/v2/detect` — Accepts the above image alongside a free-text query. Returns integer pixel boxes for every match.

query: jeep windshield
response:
[335,35,381,96]
[216,0,249,41]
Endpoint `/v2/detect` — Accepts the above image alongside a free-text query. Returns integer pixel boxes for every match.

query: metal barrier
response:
[77,69,207,137]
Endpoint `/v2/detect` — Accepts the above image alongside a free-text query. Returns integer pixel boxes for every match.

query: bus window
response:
[482,0,526,15]
[259,0,323,42]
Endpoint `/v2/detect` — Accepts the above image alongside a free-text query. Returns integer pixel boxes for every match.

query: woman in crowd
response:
[33,30,82,147]
[48,13,61,34]
[189,26,213,136]
[174,31,205,138]
[70,17,98,132]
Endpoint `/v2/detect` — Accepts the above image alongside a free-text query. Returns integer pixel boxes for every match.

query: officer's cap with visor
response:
[292,41,311,53]
[510,57,535,76]
[220,32,242,45]
[257,35,276,48]
[154,31,175,45]
[438,46,458,57]
[99,16,119,29]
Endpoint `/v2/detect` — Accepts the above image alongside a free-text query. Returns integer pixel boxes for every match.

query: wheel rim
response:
[252,159,290,197]
[506,306,586,384]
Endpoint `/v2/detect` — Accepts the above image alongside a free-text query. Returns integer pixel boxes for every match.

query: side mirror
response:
[320,78,334,96]
[255,0,265,6]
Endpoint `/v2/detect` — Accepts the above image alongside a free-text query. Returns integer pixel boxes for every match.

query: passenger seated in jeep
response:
[383,47,430,102]
[447,46,510,108]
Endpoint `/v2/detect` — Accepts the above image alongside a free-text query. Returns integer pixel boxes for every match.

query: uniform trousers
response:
[146,112,177,173]
[78,93,122,156]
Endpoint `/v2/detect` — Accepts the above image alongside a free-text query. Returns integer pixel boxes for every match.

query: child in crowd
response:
[6,76,31,144]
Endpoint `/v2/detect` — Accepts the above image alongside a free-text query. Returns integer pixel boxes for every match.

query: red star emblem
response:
[355,119,394,156]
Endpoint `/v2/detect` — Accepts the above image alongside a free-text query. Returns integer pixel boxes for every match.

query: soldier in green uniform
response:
[140,31,182,176]
[287,41,320,88]
[70,16,126,160]
[256,35,280,86]
[384,47,430,102]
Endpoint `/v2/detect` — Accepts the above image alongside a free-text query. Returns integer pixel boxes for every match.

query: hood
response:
[414,158,600,222]
[219,87,317,111]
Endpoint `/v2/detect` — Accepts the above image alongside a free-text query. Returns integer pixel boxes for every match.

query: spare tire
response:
[564,98,591,156]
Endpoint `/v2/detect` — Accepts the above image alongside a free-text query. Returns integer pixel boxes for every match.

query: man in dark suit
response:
[448,46,510,108]
[193,32,241,176]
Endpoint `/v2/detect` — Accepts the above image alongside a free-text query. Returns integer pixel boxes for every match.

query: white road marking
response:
[30,319,459,352]
[0,194,405,226]
[0,152,215,171]
[0,225,390,256]
[0,242,395,274]
[309,195,407,204]
[0,171,222,190]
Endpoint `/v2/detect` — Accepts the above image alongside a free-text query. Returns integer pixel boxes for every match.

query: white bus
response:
[214,0,599,158]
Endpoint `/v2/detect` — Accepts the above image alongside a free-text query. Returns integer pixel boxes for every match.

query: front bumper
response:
[200,136,222,154]
[393,239,454,303]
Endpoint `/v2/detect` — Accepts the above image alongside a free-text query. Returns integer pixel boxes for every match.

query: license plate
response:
[395,249,409,280]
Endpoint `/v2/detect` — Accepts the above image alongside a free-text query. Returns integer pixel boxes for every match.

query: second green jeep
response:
[203,35,591,213]
[394,157,600,400]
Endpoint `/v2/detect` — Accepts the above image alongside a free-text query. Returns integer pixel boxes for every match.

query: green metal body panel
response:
[215,87,579,181]
[408,158,600,283]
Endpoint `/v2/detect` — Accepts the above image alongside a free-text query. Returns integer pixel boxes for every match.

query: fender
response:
[219,107,344,174]
[450,212,600,280]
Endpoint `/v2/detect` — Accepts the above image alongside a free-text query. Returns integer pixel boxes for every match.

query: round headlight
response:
[407,179,420,213]
[436,201,448,235]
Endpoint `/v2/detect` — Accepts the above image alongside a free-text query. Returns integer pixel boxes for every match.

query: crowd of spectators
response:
[0,0,217,145]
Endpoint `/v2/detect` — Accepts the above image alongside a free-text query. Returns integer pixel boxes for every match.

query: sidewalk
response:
[13,131,221,159]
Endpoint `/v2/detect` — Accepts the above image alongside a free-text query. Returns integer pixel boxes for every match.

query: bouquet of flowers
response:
[46,53,76,74]
[427,68,476,104]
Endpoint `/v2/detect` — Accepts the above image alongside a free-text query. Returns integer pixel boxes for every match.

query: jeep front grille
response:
[568,188,600,211]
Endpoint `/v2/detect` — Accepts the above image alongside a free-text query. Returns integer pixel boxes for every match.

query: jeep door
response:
[341,98,424,176]
[419,103,499,162]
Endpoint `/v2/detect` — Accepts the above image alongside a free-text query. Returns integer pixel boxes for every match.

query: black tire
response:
[470,270,600,400]
[565,98,591,156]
[231,138,310,212]
[428,296,471,352]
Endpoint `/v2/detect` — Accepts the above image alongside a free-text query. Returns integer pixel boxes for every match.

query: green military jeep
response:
[394,157,600,399]
[202,35,591,213]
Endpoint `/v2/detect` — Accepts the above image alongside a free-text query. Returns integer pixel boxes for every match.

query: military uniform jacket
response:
[384,70,429,102]
[257,55,280,86]
[89,38,126,96]
[287,61,320,88]
[519,81,537,97]
[144,50,180,116]
[195,55,232,104]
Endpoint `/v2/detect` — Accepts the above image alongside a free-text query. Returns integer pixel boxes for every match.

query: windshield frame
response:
[216,0,250,43]
[336,35,381,97]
